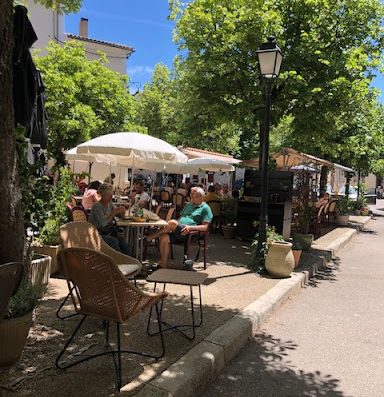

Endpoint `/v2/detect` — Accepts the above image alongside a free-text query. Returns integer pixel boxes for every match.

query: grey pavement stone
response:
[204,316,252,363]
[144,341,224,397]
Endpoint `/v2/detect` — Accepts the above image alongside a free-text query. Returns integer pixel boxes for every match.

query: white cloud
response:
[127,66,154,76]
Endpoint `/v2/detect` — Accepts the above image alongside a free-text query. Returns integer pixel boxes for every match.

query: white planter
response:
[336,214,349,226]
[265,241,294,278]
[29,254,51,297]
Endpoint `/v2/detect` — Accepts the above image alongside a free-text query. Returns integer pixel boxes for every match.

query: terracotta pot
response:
[265,241,294,278]
[29,254,51,298]
[361,208,369,216]
[0,311,33,367]
[292,249,302,269]
[32,244,60,275]
[336,214,349,226]
[221,225,236,239]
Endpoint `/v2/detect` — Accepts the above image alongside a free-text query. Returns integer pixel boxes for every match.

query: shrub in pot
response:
[0,280,42,367]
[221,198,238,239]
[336,197,354,226]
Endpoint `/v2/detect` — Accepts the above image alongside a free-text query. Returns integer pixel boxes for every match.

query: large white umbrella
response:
[76,132,188,172]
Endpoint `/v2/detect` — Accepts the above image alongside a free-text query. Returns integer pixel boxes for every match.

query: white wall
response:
[26,0,65,53]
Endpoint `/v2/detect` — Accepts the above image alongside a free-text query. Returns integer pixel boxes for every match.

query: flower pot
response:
[265,241,294,278]
[336,214,349,226]
[361,208,369,216]
[354,209,361,216]
[0,311,33,367]
[292,233,314,251]
[29,254,51,298]
[221,225,236,239]
[31,244,60,275]
[292,249,302,269]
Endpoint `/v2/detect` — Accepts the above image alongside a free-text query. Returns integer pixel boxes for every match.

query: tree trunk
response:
[0,1,25,264]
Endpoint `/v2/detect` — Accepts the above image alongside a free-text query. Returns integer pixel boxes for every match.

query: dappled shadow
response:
[359,229,377,234]
[0,276,246,396]
[308,257,341,288]
[201,331,347,397]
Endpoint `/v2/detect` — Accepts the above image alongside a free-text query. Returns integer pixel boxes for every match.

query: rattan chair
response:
[0,262,23,321]
[207,200,222,233]
[57,222,142,319]
[56,247,167,391]
[71,205,88,222]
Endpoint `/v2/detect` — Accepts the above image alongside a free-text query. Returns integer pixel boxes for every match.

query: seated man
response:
[131,179,150,209]
[147,187,213,268]
[89,183,130,255]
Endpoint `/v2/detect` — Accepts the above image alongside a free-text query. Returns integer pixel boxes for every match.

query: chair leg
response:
[56,286,79,320]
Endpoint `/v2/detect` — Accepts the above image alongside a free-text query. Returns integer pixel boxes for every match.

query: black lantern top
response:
[256,36,283,79]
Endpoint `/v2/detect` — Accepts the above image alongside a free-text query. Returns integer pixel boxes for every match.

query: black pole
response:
[257,79,273,262]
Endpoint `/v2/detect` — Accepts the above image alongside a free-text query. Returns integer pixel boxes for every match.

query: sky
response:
[65,1,384,101]
[65,0,178,92]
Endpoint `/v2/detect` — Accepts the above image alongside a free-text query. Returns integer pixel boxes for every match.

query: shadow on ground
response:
[200,331,347,397]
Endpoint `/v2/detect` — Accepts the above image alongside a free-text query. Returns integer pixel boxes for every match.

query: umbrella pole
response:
[88,162,93,183]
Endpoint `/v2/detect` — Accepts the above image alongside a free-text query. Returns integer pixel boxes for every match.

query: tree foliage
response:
[169,0,384,162]
[34,41,134,164]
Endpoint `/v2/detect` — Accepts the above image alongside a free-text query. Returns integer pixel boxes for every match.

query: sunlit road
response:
[202,211,384,397]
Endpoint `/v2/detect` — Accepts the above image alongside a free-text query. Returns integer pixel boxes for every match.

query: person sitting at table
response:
[315,192,330,209]
[131,179,150,209]
[146,187,213,268]
[89,183,130,255]
[81,180,101,210]
[205,184,222,203]
[104,172,116,185]
[177,182,189,197]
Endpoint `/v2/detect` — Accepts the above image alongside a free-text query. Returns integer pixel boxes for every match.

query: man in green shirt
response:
[147,187,213,268]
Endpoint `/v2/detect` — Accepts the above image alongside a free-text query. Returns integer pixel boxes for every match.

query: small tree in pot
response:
[220,198,238,238]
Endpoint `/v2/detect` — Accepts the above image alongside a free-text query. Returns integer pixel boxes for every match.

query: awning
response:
[181,147,241,165]
[242,148,334,169]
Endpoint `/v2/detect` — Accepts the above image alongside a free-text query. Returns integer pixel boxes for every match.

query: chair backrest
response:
[71,206,88,222]
[59,248,147,322]
[173,193,185,208]
[0,262,23,321]
[155,203,163,215]
[160,190,171,203]
[328,200,337,213]
[208,200,222,217]
[60,222,102,251]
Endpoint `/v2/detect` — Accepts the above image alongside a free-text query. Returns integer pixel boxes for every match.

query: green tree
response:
[34,41,134,165]
[170,0,384,159]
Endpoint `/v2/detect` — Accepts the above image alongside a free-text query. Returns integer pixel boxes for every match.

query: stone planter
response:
[265,241,294,278]
[32,244,60,275]
[292,249,302,269]
[0,311,33,367]
[29,254,51,298]
[336,214,349,226]
[221,225,236,239]
[292,233,314,251]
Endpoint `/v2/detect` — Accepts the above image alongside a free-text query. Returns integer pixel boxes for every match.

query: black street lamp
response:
[256,36,283,264]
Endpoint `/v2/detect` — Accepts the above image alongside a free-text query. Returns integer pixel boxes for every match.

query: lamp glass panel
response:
[258,51,278,78]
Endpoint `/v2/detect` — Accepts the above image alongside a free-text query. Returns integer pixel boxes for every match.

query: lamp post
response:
[256,36,283,264]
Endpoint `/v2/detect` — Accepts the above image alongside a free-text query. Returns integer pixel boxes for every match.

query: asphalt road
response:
[201,211,384,397]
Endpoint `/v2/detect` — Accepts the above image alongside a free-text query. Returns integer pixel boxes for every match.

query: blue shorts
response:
[170,223,189,243]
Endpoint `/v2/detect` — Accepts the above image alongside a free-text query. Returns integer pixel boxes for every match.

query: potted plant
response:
[336,197,353,226]
[353,195,367,215]
[292,170,315,251]
[250,225,294,277]
[32,167,77,274]
[291,240,303,269]
[0,280,42,367]
[220,198,238,239]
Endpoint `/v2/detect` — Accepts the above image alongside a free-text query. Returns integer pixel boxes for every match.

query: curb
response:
[134,223,368,397]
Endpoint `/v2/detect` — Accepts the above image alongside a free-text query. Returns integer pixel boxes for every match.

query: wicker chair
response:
[172,193,186,217]
[0,262,23,321]
[71,206,88,222]
[56,247,167,391]
[57,222,142,319]
[207,200,222,233]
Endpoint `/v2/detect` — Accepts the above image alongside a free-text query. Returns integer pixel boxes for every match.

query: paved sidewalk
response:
[0,215,371,397]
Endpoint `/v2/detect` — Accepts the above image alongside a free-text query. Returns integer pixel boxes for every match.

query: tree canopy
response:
[167,0,384,165]
[34,41,134,164]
